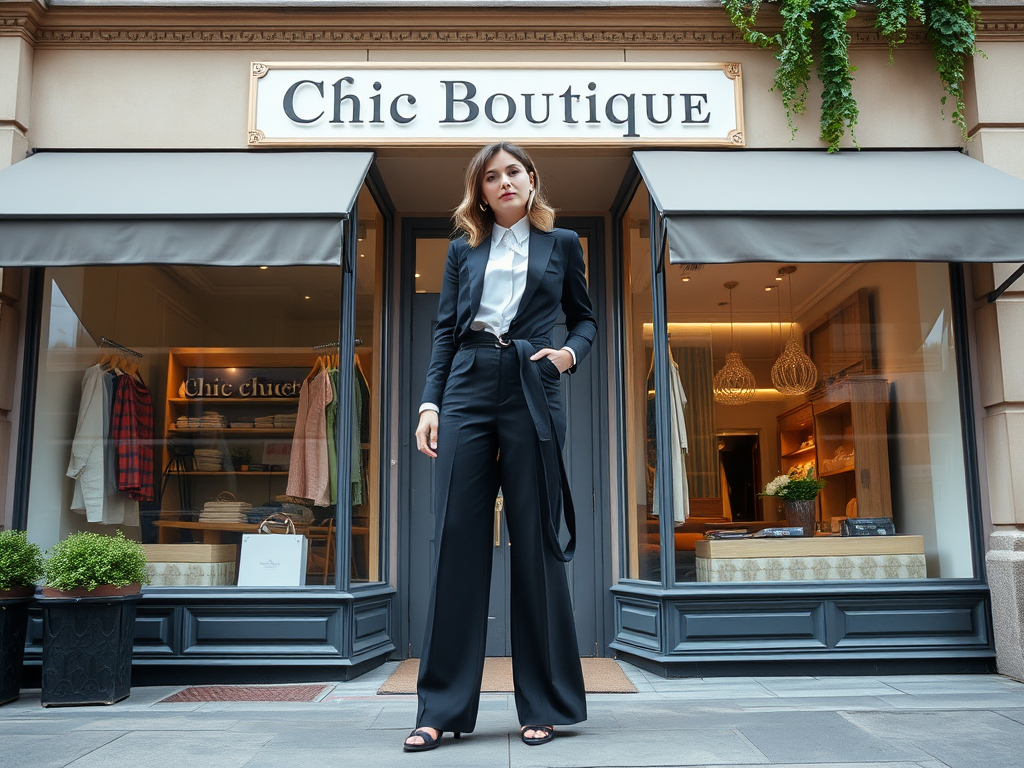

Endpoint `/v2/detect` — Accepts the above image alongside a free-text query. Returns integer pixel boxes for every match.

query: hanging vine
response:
[722,0,979,152]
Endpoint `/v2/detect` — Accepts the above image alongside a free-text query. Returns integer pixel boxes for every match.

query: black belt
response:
[454,330,576,562]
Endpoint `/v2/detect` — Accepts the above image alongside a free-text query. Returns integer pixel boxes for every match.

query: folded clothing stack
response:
[253,415,276,428]
[274,413,298,429]
[245,502,314,525]
[230,421,254,429]
[199,497,252,523]
[193,448,224,472]
[175,416,201,429]
[199,411,228,429]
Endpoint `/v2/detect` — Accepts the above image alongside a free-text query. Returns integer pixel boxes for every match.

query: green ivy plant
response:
[0,530,44,591]
[722,0,980,151]
[43,531,149,592]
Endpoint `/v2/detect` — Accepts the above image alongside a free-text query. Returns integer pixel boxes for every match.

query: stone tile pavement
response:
[2,662,1023,768]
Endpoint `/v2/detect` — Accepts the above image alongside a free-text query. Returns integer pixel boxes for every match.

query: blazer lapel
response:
[517,229,554,319]
[466,238,492,320]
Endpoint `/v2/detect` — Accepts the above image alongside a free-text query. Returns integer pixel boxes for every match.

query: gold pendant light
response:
[771,266,818,395]
[713,281,756,405]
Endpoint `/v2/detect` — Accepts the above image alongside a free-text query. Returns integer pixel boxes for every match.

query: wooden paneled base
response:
[23,586,396,680]
[611,581,994,671]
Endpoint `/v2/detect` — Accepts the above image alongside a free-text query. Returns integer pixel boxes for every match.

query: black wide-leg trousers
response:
[415,341,587,733]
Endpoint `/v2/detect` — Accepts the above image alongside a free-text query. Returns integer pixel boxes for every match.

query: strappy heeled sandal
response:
[520,725,554,746]
[403,728,461,753]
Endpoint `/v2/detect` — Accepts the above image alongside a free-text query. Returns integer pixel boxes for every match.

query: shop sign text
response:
[249,63,744,147]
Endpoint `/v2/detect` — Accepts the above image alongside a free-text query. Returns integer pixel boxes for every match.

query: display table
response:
[694,534,926,582]
[142,544,237,586]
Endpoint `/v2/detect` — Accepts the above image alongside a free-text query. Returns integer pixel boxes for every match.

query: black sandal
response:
[403,728,460,752]
[520,725,554,746]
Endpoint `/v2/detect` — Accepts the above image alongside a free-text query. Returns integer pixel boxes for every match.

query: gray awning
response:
[633,150,1024,264]
[0,151,374,267]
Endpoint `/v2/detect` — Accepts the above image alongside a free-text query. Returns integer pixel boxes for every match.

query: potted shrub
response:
[230,447,253,471]
[0,531,43,705]
[39,531,149,707]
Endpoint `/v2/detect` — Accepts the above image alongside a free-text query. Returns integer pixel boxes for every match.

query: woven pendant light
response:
[713,281,756,405]
[771,266,818,395]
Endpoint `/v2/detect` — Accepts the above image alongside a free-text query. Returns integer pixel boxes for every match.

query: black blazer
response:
[421,226,597,409]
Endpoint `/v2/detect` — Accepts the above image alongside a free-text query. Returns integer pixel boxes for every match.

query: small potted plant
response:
[0,531,43,705]
[230,447,253,471]
[760,467,826,537]
[39,531,149,707]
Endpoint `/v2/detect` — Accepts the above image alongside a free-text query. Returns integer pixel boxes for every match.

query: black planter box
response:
[0,594,33,706]
[40,594,140,707]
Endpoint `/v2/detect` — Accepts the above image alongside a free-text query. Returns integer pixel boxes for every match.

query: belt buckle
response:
[495,334,512,348]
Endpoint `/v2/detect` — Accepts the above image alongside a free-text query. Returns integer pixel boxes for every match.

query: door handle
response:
[494,490,504,547]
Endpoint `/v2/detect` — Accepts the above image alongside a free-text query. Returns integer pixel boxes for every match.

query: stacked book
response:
[193,448,224,472]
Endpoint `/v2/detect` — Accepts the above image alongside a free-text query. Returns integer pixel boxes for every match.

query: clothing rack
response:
[100,337,143,358]
[312,340,360,350]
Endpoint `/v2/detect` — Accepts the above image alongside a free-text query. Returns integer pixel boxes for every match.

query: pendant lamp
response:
[713,281,756,405]
[771,266,818,395]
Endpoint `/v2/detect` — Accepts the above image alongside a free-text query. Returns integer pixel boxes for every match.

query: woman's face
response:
[480,149,535,225]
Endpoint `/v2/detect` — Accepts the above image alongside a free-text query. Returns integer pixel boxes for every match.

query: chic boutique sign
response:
[248,63,744,147]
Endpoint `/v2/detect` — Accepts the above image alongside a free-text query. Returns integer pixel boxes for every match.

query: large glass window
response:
[27,193,387,588]
[621,180,973,584]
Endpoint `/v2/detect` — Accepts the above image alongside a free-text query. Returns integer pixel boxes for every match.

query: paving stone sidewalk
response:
[2,663,1023,768]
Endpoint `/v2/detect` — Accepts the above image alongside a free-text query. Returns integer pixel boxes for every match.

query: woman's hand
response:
[529,347,574,374]
[415,410,439,458]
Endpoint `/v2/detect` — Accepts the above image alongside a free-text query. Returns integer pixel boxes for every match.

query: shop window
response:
[621,181,973,584]
[26,228,386,588]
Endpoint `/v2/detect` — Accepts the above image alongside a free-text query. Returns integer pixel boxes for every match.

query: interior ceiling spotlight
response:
[771,266,818,396]
[712,281,757,406]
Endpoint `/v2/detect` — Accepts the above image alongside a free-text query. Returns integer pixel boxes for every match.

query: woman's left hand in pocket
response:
[529,347,573,374]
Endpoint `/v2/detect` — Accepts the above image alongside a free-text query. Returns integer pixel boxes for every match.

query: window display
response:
[621,180,974,584]
[27,184,386,588]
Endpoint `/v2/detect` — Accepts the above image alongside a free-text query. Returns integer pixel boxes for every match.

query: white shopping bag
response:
[238,516,307,586]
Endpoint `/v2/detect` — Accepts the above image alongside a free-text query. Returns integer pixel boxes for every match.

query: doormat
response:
[158,684,332,703]
[377,658,637,695]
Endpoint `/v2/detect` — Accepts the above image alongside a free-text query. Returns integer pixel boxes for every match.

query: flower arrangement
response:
[761,467,826,501]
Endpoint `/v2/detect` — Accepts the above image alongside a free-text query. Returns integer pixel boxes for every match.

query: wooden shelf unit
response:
[776,376,892,533]
[162,348,309,507]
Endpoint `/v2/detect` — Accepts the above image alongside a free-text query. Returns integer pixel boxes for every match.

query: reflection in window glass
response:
[621,183,661,581]
[352,183,384,584]
[27,262,353,588]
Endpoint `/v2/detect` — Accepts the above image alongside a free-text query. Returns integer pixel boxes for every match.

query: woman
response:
[405,142,597,752]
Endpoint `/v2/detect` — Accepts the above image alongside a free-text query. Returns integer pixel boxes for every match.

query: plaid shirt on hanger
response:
[111,374,155,503]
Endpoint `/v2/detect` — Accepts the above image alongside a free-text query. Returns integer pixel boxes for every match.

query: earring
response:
[479,202,489,212]
[527,189,536,210]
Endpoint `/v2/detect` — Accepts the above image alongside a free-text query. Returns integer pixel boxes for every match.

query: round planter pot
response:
[38,589,141,707]
[783,499,817,537]
[41,583,140,599]
[0,589,35,706]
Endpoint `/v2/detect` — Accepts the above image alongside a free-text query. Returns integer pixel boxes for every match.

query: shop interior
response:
[622,181,975,584]
[25,185,384,588]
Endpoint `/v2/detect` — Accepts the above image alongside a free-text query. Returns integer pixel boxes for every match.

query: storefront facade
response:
[2,1,1024,681]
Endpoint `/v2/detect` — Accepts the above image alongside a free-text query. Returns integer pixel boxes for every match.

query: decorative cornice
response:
[3,6,1024,48]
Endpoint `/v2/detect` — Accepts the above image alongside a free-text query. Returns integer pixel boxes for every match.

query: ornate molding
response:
[8,6,1024,48]
[247,129,265,146]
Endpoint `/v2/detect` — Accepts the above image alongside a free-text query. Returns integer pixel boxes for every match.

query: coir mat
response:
[159,684,332,703]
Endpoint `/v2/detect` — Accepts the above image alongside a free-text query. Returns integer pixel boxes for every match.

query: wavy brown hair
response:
[453,142,556,248]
